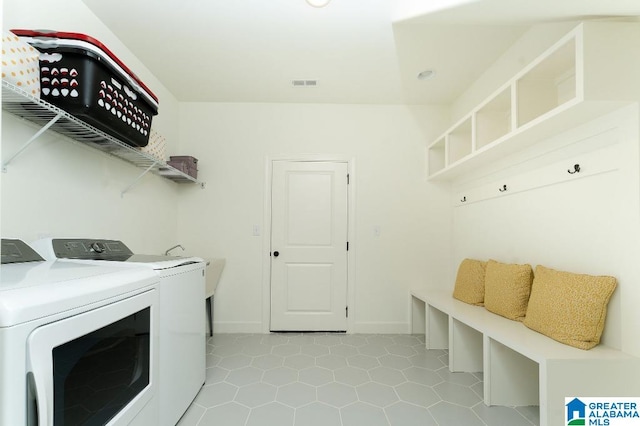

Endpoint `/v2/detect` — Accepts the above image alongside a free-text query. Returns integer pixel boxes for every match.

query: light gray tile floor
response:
[177,333,539,426]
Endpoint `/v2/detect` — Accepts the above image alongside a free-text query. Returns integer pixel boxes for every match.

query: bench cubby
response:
[410,287,640,426]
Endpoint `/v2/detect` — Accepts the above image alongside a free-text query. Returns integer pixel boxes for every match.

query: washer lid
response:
[118,254,203,269]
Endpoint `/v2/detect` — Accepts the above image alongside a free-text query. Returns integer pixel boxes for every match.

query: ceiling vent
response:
[292,79,319,87]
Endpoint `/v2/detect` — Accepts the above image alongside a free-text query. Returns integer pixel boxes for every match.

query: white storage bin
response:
[139,128,167,163]
[1,31,40,96]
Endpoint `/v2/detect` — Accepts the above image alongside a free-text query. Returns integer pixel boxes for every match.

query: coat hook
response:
[461,196,467,202]
[568,164,581,174]
[499,184,508,192]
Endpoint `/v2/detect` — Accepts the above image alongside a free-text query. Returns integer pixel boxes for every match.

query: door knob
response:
[273,251,280,257]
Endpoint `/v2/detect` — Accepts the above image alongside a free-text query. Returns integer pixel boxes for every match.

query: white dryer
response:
[32,238,206,426]
[0,239,160,426]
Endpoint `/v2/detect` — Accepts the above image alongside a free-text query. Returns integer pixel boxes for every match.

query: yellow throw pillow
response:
[452,259,487,306]
[484,259,533,321]
[524,265,617,350]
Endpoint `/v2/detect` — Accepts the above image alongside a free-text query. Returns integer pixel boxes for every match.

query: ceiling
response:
[81,0,640,105]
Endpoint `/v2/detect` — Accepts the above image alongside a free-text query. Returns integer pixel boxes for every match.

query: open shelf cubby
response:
[447,117,473,165]
[427,137,446,176]
[516,38,576,127]
[475,87,512,150]
[426,21,640,181]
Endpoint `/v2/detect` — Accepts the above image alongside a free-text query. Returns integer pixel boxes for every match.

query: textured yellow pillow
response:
[484,259,533,321]
[524,265,617,350]
[452,259,487,306]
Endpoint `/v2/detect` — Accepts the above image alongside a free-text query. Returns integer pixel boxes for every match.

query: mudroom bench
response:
[410,287,640,426]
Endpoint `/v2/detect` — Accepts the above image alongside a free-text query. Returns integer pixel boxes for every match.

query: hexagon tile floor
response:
[176,333,540,426]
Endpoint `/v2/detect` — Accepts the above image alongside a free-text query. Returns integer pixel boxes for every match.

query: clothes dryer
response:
[32,238,206,426]
[0,239,160,426]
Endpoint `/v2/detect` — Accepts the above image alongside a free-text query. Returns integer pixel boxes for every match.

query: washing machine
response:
[0,238,160,426]
[32,238,206,426]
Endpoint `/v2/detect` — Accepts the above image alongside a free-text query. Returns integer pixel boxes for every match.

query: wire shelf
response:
[1,80,202,188]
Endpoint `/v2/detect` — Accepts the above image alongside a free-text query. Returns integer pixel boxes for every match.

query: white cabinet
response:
[427,21,640,181]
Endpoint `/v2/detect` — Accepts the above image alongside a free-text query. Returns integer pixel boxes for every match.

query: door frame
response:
[261,155,356,334]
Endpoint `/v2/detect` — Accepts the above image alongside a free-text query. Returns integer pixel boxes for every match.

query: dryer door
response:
[26,289,158,426]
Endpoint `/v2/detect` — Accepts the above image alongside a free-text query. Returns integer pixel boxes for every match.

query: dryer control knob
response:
[90,242,106,253]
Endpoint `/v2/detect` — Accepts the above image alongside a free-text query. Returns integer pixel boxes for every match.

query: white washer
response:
[32,238,206,426]
[0,239,160,426]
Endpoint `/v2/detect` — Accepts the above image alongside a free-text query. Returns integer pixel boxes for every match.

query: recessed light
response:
[306,0,331,8]
[417,70,436,80]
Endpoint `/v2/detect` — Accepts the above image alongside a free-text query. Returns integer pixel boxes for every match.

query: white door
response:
[270,160,349,331]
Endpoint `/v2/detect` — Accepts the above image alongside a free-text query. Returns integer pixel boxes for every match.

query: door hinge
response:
[347,173,350,184]
[346,306,349,318]
[346,241,349,251]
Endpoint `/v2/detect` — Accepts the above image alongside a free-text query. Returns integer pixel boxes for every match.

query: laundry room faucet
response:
[164,244,185,256]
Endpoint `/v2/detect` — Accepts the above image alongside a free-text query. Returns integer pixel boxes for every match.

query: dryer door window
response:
[52,307,150,425]
[27,289,157,426]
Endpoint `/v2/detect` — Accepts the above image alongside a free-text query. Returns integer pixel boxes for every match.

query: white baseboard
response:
[213,321,264,334]
[211,321,412,335]
[351,321,410,334]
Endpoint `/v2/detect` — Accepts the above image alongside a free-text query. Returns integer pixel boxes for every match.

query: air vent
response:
[292,79,319,87]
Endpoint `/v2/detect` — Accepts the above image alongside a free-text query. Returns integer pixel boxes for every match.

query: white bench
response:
[410,287,640,426]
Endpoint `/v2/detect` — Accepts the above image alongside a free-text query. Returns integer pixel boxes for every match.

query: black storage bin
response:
[12,29,159,147]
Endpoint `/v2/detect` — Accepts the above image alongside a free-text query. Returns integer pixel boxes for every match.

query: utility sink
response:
[205,258,225,336]
[205,258,225,299]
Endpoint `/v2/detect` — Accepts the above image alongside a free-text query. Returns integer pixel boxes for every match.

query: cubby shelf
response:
[1,80,204,193]
[427,21,639,181]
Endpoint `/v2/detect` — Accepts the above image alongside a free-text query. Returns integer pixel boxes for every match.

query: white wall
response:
[176,103,452,333]
[1,0,183,253]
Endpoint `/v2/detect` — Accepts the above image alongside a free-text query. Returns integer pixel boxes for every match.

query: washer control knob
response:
[90,242,106,253]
